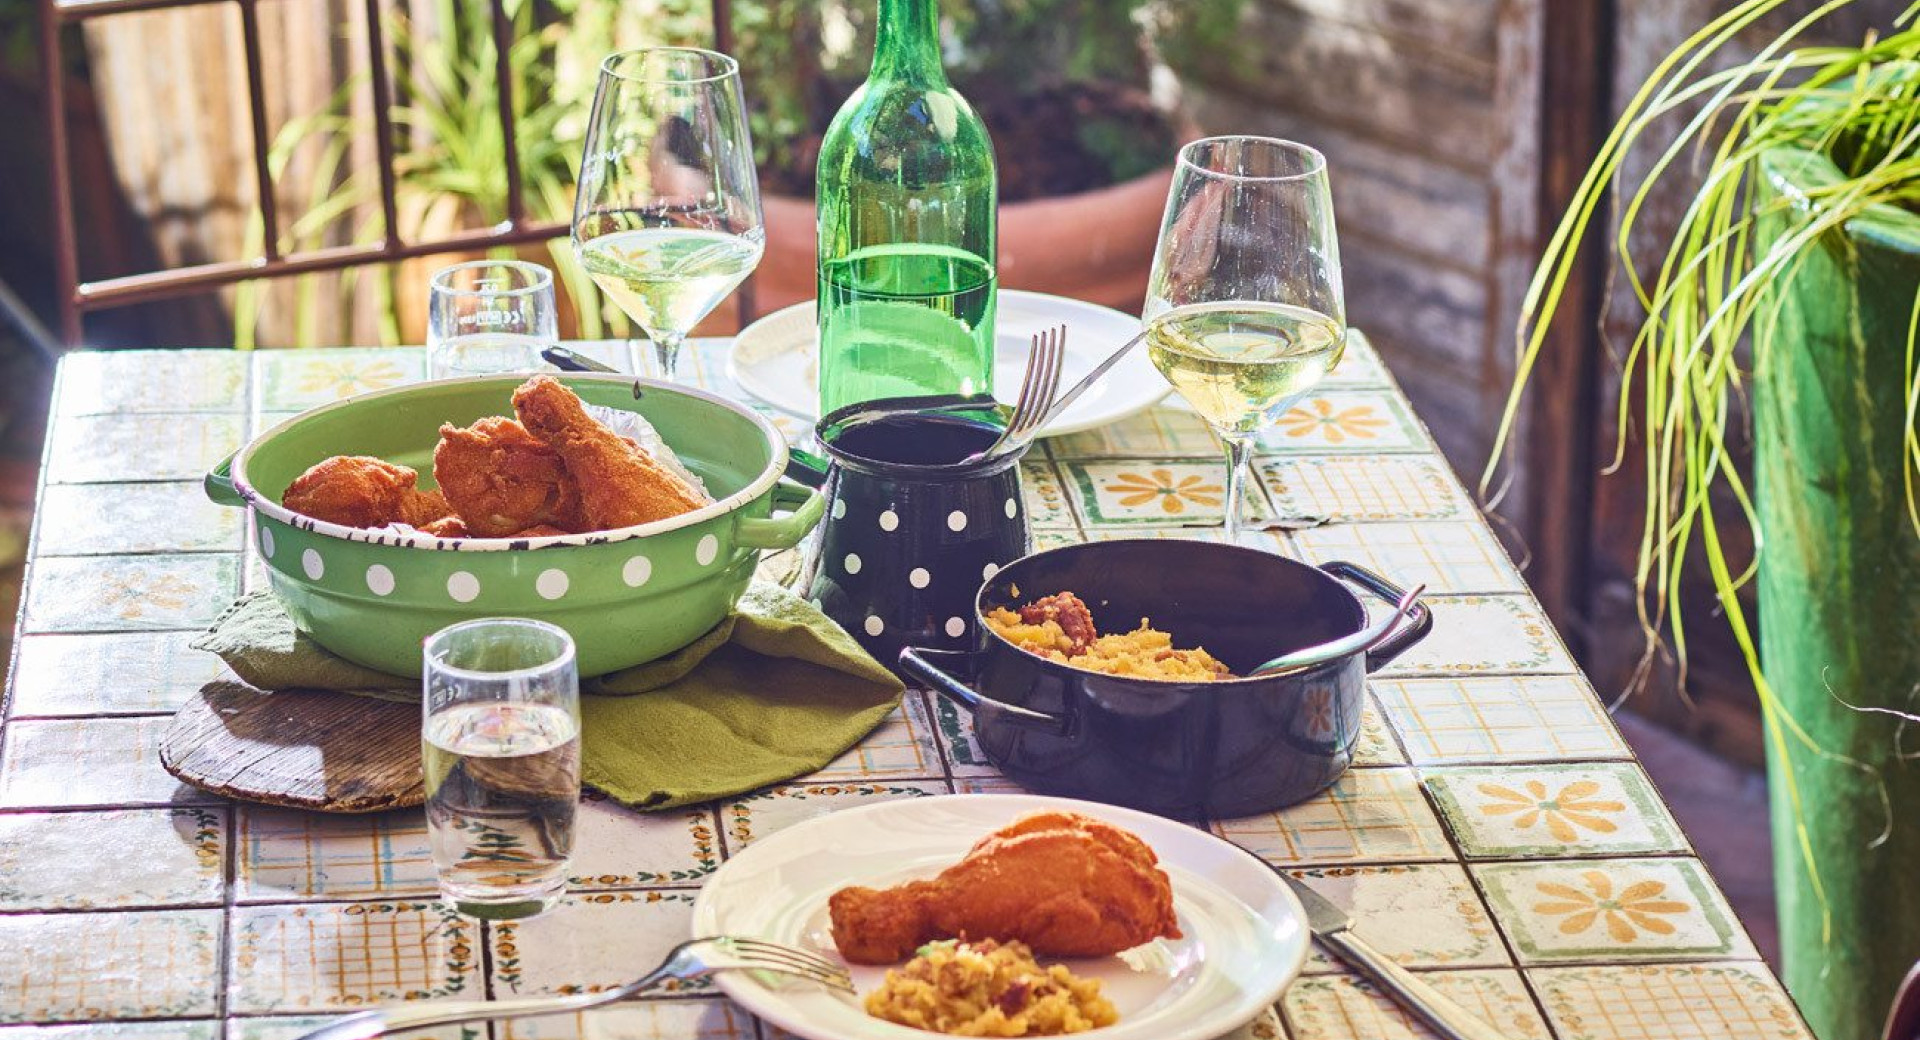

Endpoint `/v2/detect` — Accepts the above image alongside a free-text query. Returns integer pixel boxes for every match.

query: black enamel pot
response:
[897,539,1433,817]
[791,396,1032,673]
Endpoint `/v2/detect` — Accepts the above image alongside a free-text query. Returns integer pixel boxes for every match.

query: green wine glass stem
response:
[1222,433,1256,545]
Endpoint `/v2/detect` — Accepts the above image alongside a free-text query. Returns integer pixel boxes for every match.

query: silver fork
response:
[291,936,853,1040]
[957,324,1065,466]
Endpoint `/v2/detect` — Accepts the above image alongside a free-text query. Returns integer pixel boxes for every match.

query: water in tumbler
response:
[428,331,550,379]
[423,700,579,915]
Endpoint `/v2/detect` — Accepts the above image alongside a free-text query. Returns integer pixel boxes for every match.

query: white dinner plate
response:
[691,793,1309,1040]
[728,291,1170,436]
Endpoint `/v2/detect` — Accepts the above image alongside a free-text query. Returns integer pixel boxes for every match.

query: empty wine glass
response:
[574,47,765,380]
[1143,136,1346,544]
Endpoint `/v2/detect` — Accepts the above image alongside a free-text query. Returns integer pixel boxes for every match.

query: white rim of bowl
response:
[230,373,791,552]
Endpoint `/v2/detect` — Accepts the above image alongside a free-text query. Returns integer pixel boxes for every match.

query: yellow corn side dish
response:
[863,939,1119,1036]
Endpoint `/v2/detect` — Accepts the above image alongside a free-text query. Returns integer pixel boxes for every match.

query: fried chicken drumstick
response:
[828,811,1182,964]
[282,456,452,529]
[512,375,707,530]
[432,417,586,537]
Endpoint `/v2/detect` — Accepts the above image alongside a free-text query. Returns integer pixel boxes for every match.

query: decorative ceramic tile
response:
[0,717,213,809]
[1475,858,1750,964]
[1259,456,1474,521]
[928,693,998,779]
[1322,330,1392,389]
[44,414,245,485]
[22,554,240,634]
[1048,407,1218,459]
[951,776,1030,795]
[1371,595,1577,677]
[1255,391,1428,455]
[569,795,719,889]
[229,900,478,1012]
[1292,522,1524,594]
[1528,962,1812,1039]
[1030,528,1086,551]
[1289,864,1505,972]
[0,1023,219,1040]
[1019,459,1077,529]
[1062,459,1269,527]
[1425,764,1686,859]
[1372,676,1630,764]
[802,692,946,782]
[0,909,222,1022]
[1353,696,1406,766]
[255,348,426,412]
[225,1019,469,1040]
[488,891,701,998]
[725,780,947,852]
[33,483,244,557]
[58,350,249,415]
[0,808,224,910]
[1212,768,1453,865]
[235,808,438,902]
[495,1000,758,1040]
[8,631,236,718]
[1282,970,1551,1040]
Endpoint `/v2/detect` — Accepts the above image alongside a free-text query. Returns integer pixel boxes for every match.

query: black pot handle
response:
[1317,560,1434,672]
[898,647,1066,732]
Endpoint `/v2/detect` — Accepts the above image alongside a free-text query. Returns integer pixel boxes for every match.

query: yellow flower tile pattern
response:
[1425,764,1686,858]
[1283,970,1552,1040]
[1474,859,1751,963]
[22,554,239,635]
[1066,459,1269,526]
[0,910,222,1022]
[1528,962,1813,1039]
[1259,392,1427,454]
[257,349,424,412]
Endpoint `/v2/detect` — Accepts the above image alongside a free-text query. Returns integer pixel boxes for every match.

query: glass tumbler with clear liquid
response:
[422,618,580,919]
[427,260,559,379]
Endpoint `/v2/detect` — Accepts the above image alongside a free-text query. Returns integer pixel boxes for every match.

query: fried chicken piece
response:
[1018,592,1099,656]
[432,417,586,537]
[829,811,1181,964]
[507,524,569,538]
[511,375,705,530]
[417,515,469,538]
[283,456,450,529]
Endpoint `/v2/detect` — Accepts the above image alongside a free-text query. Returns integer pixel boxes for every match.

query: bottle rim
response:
[1177,136,1328,184]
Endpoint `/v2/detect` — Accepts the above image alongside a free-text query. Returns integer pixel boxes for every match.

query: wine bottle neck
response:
[872,0,946,84]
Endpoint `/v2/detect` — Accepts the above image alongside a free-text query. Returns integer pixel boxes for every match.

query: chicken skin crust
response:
[282,456,452,530]
[432,417,587,537]
[511,375,706,530]
[829,811,1182,965]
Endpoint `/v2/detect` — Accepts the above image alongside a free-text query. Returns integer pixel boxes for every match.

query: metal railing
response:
[36,0,735,346]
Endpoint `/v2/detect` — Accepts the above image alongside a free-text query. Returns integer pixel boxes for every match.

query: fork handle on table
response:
[1319,930,1516,1040]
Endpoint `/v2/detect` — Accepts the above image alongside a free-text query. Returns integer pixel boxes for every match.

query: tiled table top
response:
[0,337,1808,1040]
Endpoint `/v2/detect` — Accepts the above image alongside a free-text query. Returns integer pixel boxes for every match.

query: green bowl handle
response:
[737,479,826,550]
[205,453,247,508]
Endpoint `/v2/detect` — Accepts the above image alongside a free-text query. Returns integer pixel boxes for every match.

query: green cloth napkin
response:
[192,583,904,810]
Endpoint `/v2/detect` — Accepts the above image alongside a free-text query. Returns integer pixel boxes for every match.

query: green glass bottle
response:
[815,0,998,415]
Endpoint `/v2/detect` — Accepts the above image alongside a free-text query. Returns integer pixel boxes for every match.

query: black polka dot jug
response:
[790,398,1033,674]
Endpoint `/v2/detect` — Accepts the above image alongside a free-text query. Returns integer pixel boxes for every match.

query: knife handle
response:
[1320,931,1516,1040]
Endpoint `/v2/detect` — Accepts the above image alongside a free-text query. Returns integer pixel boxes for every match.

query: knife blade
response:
[1269,864,1516,1040]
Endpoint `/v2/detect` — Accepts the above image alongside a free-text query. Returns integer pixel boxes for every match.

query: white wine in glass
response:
[1144,137,1346,543]
[574,48,764,380]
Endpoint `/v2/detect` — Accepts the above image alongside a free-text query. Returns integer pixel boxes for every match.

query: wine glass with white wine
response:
[574,48,764,380]
[1143,136,1345,544]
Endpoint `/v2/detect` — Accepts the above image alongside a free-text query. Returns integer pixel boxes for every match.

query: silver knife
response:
[1279,871,1515,1040]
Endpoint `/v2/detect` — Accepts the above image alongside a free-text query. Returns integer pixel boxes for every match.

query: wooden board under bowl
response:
[161,682,422,812]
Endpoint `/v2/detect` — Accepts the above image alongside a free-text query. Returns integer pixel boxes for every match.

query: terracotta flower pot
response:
[754,165,1174,321]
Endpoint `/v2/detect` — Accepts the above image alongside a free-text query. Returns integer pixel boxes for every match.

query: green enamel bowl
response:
[205,374,823,678]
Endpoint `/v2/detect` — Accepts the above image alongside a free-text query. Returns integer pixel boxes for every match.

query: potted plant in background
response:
[730,0,1244,314]
[1495,2,1920,1036]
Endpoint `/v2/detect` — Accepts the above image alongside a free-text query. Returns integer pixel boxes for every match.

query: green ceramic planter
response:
[206,374,823,678]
